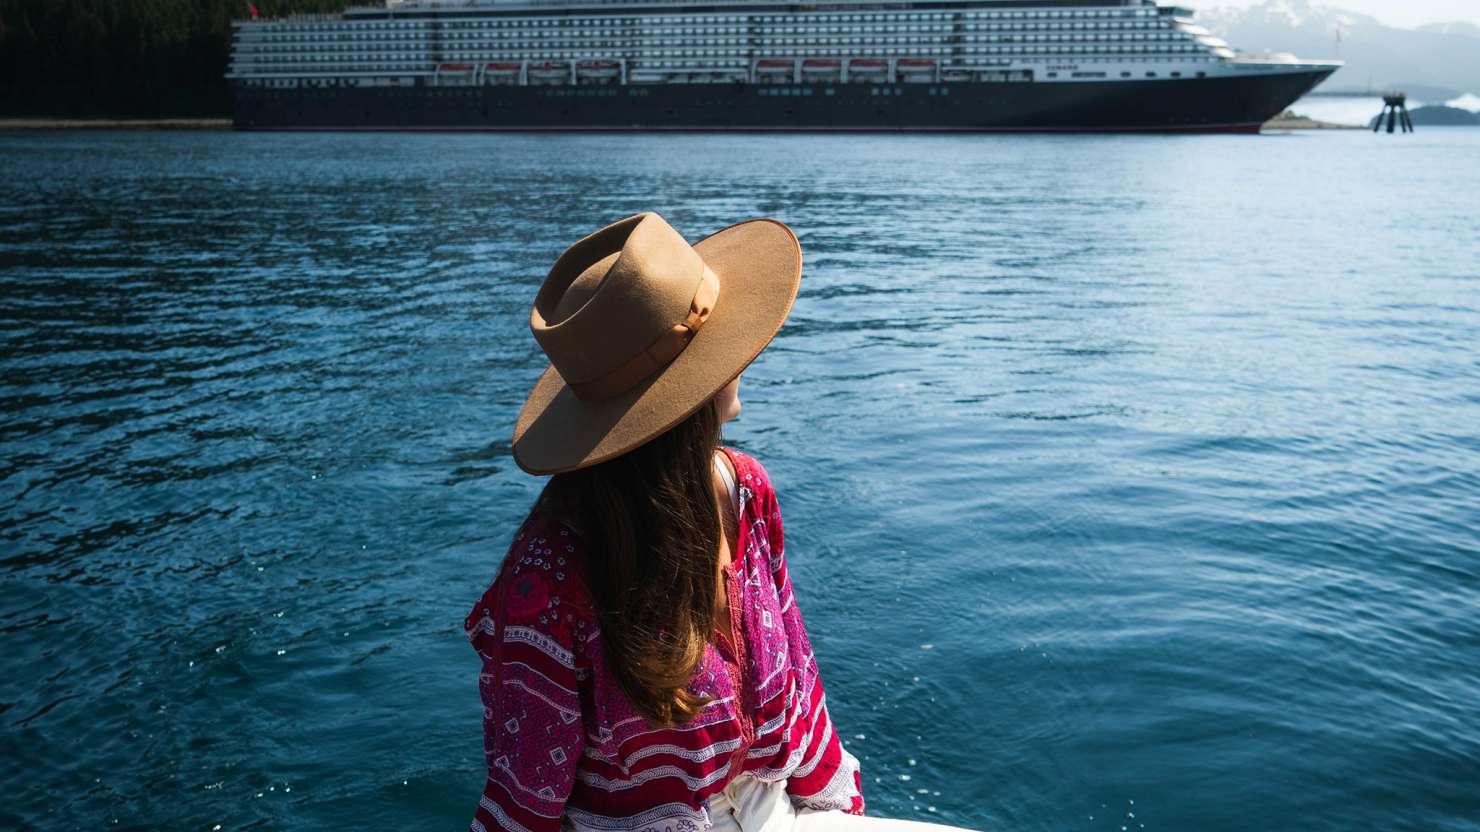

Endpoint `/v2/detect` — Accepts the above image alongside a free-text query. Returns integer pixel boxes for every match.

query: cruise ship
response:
[227,0,1341,133]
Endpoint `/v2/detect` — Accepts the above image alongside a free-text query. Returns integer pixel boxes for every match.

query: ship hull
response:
[233,69,1334,133]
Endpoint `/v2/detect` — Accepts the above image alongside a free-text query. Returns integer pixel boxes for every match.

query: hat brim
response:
[512,218,801,476]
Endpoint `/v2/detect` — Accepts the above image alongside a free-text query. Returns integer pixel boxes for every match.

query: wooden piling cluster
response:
[1374,93,1414,134]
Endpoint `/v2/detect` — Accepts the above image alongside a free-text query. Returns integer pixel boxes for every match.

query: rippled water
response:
[2,129,1478,831]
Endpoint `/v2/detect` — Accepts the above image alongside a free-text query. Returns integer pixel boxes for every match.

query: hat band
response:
[568,266,721,402]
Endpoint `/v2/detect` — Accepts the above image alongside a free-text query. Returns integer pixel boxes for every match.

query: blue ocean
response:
[2,125,1478,831]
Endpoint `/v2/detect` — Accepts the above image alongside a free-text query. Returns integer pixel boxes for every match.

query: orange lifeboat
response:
[577,60,621,80]
[485,62,520,85]
[852,58,882,82]
[528,61,571,83]
[755,59,794,75]
[801,58,842,80]
[896,58,935,82]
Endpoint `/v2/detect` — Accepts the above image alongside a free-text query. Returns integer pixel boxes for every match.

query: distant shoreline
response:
[0,116,1366,132]
[0,118,232,130]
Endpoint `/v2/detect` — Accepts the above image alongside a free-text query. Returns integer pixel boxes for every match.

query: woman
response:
[466,213,967,832]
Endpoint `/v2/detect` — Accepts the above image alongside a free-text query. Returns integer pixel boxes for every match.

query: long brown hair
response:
[533,397,725,727]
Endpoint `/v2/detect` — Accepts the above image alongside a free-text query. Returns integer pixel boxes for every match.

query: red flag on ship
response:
[246,2,259,19]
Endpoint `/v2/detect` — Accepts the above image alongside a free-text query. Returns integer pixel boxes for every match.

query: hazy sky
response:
[1176,0,1480,29]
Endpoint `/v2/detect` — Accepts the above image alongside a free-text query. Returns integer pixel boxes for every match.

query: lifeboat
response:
[847,58,888,80]
[485,62,520,84]
[941,68,972,82]
[896,58,936,83]
[527,61,571,83]
[755,59,794,76]
[577,60,621,80]
[800,58,842,79]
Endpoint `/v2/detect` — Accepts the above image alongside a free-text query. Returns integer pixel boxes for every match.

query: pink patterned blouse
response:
[464,448,865,832]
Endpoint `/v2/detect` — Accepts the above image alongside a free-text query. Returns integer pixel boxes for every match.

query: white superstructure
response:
[227,0,1336,89]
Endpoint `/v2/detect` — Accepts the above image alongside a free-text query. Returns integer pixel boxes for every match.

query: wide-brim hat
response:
[512,212,801,475]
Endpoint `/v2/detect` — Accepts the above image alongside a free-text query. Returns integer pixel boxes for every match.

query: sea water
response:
[1,128,1478,831]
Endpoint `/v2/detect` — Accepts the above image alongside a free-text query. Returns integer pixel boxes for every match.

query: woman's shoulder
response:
[464,513,596,659]
[719,446,778,500]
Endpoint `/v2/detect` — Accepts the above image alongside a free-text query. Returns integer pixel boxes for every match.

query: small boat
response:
[755,59,794,76]
[847,58,888,81]
[528,61,571,83]
[800,58,842,79]
[896,58,935,83]
[485,62,520,84]
[577,60,621,80]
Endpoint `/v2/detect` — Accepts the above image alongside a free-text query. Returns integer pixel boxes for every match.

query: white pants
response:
[704,774,976,832]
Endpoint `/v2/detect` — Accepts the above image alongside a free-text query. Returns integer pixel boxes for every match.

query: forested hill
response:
[0,0,352,117]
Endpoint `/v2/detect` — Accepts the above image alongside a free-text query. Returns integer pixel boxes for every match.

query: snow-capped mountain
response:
[1203,0,1369,32]
[1415,22,1480,39]
[1196,0,1480,97]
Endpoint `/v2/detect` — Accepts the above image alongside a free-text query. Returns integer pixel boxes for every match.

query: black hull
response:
[233,70,1334,133]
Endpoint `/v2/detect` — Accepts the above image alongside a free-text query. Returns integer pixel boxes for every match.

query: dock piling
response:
[1373,93,1414,134]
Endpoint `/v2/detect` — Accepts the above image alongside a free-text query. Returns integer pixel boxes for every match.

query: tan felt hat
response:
[512,212,802,475]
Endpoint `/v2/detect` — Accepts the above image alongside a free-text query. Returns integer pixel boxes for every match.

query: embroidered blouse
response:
[464,448,865,832]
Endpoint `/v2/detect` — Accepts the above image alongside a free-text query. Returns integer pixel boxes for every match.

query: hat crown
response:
[513,215,802,475]
[531,213,708,388]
